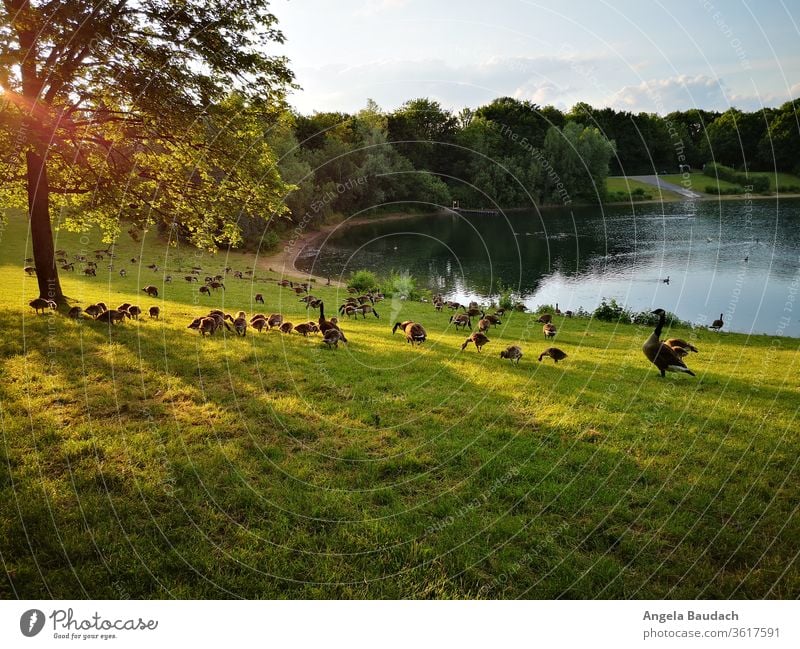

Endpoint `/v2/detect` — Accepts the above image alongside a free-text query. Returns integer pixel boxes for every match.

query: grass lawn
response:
[606,177,684,202]
[658,172,743,194]
[1,210,799,598]
[660,171,800,195]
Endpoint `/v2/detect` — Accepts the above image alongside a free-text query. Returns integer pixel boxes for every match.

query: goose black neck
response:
[654,311,666,337]
[319,301,325,321]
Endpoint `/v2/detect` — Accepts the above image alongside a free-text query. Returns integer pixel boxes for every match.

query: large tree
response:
[0,0,293,302]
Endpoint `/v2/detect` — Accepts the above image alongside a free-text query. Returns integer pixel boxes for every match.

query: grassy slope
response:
[1,211,799,599]
[606,177,684,202]
[659,171,800,195]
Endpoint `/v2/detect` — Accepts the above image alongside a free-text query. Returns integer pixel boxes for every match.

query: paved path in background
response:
[629,174,703,199]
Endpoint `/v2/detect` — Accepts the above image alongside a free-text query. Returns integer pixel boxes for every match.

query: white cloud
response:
[607,74,728,112]
[288,59,798,116]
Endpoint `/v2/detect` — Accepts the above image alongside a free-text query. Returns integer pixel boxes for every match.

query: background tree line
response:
[263,95,799,242]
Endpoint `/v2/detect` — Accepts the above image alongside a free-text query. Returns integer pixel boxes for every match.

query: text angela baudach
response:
[50,609,158,631]
[643,610,739,623]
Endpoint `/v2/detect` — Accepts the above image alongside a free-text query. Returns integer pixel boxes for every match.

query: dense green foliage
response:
[703,162,770,193]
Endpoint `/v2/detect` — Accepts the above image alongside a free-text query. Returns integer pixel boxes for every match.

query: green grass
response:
[658,172,743,194]
[606,177,684,202]
[659,171,800,195]
[1,210,799,599]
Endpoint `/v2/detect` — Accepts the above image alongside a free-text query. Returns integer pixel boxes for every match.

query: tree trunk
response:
[26,149,64,303]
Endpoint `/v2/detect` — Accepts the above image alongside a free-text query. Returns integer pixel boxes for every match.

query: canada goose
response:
[119,269,127,277]
[308,298,323,309]
[305,322,320,333]
[293,323,315,336]
[66,306,83,319]
[293,285,306,294]
[710,313,724,331]
[317,301,337,334]
[61,263,74,271]
[446,300,461,310]
[188,316,219,336]
[207,281,225,291]
[643,308,695,378]
[251,317,268,333]
[564,310,573,318]
[392,321,426,345]
[139,285,158,297]
[449,313,472,331]
[279,321,293,334]
[206,312,232,331]
[494,308,506,316]
[29,298,56,314]
[249,313,266,324]
[149,306,160,319]
[478,318,491,332]
[96,302,107,312]
[483,314,502,326]
[96,309,126,325]
[538,347,567,363]
[117,302,131,312]
[464,306,483,318]
[461,331,490,352]
[267,314,283,329]
[23,266,36,275]
[199,286,211,296]
[84,304,103,318]
[499,345,523,364]
[537,313,553,324]
[83,267,96,276]
[146,263,157,270]
[355,304,379,319]
[555,303,562,315]
[665,338,698,359]
[185,275,198,282]
[233,316,247,336]
[127,305,142,319]
[341,304,357,318]
[322,328,344,349]
[197,316,217,336]
[543,323,557,339]
[662,276,670,284]
[164,274,172,283]
[234,270,243,279]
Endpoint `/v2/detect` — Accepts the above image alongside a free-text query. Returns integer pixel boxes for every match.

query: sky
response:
[272,0,800,115]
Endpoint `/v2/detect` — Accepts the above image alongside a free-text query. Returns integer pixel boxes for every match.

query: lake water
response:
[296,198,800,337]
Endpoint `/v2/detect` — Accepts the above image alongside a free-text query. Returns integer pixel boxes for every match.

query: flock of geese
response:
[25,251,723,376]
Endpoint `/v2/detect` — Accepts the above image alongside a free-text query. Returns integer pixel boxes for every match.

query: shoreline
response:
[255,210,442,286]
[258,191,800,284]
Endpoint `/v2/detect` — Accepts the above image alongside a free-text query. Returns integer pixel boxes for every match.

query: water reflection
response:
[297,198,800,337]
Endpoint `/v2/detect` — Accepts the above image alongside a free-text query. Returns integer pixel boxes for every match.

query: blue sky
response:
[273,0,800,114]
